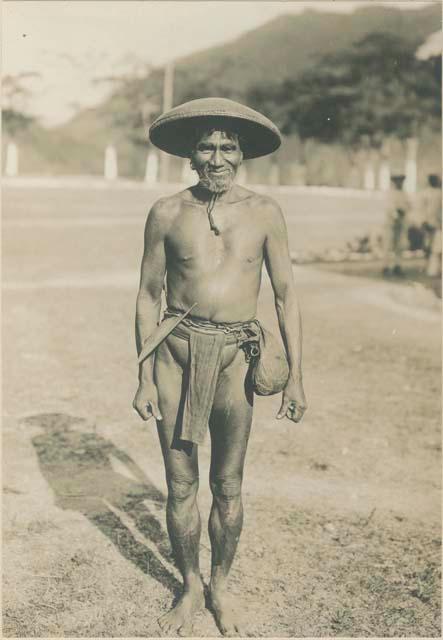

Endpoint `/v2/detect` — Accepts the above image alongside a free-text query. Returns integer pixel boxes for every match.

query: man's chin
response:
[199,173,235,194]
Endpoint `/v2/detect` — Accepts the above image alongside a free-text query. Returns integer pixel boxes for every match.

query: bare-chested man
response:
[133,98,307,636]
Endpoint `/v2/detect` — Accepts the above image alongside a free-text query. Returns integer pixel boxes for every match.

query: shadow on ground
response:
[24,412,181,596]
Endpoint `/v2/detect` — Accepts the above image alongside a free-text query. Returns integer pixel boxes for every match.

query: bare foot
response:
[210,588,245,637]
[158,585,204,637]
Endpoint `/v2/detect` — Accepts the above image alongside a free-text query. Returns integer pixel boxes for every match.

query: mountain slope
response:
[171,3,440,99]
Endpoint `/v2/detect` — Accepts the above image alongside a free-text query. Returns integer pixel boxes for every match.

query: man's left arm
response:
[263,200,307,423]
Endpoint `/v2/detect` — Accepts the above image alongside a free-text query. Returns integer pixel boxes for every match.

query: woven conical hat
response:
[149,97,281,159]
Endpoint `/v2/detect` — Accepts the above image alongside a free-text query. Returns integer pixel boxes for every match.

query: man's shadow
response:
[25,412,181,596]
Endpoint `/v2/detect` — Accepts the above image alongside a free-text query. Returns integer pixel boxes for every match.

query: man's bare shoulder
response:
[149,192,184,217]
[147,192,186,232]
[237,187,278,208]
[241,189,284,227]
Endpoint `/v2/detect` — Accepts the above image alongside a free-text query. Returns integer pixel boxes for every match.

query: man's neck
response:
[191,183,234,204]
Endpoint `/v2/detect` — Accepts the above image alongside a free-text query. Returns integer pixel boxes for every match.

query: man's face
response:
[191,130,243,193]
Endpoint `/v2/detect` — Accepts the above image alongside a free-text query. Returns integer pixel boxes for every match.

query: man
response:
[420,174,442,277]
[382,174,410,277]
[133,98,307,636]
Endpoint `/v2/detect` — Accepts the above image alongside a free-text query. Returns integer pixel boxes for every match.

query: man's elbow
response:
[274,286,298,313]
[136,287,162,310]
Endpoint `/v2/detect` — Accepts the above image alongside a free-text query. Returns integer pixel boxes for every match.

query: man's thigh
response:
[155,337,198,479]
[209,349,253,479]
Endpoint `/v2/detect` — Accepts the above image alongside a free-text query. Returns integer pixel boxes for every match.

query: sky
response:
[3,1,436,127]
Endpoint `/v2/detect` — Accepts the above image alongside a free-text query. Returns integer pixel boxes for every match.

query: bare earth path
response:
[2,186,441,637]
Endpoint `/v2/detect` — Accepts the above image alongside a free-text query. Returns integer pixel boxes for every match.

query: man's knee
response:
[210,476,242,502]
[167,475,199,503]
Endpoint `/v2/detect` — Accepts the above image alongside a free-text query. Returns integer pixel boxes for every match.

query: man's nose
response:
[209,148,224,167]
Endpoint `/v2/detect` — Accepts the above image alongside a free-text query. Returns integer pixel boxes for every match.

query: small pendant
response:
[207,194,220,235]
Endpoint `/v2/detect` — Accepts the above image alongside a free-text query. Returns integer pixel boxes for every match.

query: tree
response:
[2,73,39,136]
[247,32,441,147]
[94,61,161,147]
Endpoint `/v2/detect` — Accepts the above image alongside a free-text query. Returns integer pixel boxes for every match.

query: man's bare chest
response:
[166,206,265,268]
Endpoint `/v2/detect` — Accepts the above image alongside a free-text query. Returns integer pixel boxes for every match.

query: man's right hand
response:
[132,382,162,421]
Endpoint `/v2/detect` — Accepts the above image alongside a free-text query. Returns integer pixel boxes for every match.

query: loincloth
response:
[164,308,260,445]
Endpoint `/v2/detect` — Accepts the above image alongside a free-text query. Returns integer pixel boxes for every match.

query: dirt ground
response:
[2,186,441,637]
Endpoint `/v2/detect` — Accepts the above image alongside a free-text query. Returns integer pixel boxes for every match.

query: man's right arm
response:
[133,200,168,421]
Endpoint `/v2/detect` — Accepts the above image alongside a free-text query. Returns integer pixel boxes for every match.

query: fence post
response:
[145,152,159,186]
[181,159,195,185]
[104,145,118,181]
[5,142,18,177]
[269,164,280,186]
[405,138,418,194]
[363,162,376,190]
[378,161,391,191]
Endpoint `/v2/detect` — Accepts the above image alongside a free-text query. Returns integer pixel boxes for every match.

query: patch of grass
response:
[409,565,440,604]
[385,605,418,628]
[331,606,354,632]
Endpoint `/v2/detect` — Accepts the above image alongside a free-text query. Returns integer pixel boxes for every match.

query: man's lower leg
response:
[208,476,245,635]
[158,476,204,633]
[208,476,243,593]
[166,477,203,591]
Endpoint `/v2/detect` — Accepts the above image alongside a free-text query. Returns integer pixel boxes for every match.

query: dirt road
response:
[2,186,441,637]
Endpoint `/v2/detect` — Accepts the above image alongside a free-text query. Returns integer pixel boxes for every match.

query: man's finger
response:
[286,404,305,423]
[276,398,290,419]
[148,400,163,421]
[134,404,151,421]
[133,400,154,421]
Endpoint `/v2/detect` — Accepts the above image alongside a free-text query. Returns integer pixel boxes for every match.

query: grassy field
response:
[2,185,441,637]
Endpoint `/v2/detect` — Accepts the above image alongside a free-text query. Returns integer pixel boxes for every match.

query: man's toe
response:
[178,621,194,637]
[221,622,238,637]
[158,613,171,632]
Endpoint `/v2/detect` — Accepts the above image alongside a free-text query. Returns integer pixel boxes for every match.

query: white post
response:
[181,159,195,185]
[145,152,159,186]
[404,138,418,194]
[378,161,391,191]
[104,145,118,181]
[269,164,280,186]
[363,163,375,190]
[5,142,18,177]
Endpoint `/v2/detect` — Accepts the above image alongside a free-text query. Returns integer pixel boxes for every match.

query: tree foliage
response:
[2,73,39,136]
[94,63,161,147]
[247,32,441,147]
[2,109,35,136]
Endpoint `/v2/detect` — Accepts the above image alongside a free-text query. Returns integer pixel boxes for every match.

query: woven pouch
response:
[251,325,289,396]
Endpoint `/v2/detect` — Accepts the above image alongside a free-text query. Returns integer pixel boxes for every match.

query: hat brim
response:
[149,113,281,160]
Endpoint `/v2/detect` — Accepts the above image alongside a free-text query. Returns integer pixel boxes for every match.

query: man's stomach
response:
[166,267,262,322]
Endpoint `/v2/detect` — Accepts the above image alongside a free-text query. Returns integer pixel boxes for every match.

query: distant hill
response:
[5,3,441,177]
[171,3,440,100]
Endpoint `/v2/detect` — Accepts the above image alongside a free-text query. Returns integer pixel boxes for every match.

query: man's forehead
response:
[196,129,239,143]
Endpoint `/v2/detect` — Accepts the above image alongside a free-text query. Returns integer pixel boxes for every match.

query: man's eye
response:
[197,146,212,152]
[222,146,235,152]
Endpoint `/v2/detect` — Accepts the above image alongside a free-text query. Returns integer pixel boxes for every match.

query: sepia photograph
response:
[2,1,442,637]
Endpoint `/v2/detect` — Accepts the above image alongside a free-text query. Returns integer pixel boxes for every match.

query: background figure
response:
[382,174,410,277]
[420,174,442,276]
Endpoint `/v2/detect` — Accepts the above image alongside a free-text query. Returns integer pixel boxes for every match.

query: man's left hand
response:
[277,378,307,423]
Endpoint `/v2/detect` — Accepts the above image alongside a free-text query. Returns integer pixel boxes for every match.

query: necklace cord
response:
[207,193,220,235]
